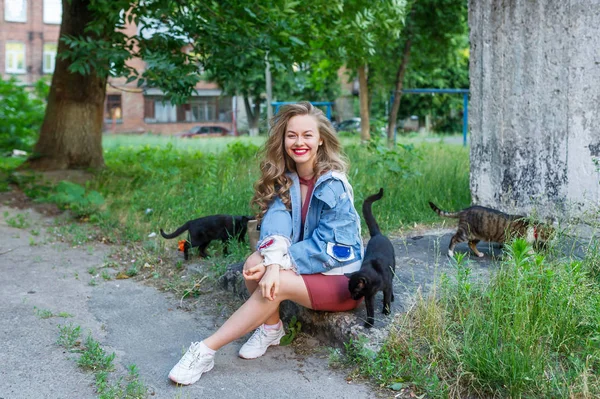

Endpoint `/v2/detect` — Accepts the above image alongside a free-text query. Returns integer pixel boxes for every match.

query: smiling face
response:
[284,114,323,176]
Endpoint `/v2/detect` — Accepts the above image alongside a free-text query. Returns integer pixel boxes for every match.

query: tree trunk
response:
[244,96,261,136]
[357,64,370,142]
[22,0,106,171]
[387,37,413,147]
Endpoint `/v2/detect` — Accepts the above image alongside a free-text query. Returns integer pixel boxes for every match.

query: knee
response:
[243,251,263,280]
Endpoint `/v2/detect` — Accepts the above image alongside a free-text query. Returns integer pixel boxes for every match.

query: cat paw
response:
[476,252,484,258]
[447,250,454,257]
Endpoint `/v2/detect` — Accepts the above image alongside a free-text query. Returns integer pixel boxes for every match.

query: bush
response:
[0,77,48,153]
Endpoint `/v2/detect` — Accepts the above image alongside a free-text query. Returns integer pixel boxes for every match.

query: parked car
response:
[333,118,361,133]
[178,125,231,137]
[333,117,387,136]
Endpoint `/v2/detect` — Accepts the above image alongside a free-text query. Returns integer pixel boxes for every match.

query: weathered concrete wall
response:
[469,0,600,219]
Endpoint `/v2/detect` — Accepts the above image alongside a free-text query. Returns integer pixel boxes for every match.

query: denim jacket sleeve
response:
[288,179,362,274]
[258,195,293,246]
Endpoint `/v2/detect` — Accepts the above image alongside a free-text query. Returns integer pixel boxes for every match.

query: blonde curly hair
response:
[251,101,348,222]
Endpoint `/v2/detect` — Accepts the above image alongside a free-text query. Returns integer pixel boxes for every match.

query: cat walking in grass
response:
[429,202,554,257]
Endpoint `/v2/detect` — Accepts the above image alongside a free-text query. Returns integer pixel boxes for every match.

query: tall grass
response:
[91,134,469,241]
[346,240,600,398]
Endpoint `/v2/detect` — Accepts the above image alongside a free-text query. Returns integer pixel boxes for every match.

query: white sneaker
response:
[168,342,215,385]
[238,324,285,359]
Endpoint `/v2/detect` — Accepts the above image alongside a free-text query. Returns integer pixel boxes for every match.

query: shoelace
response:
[248,327,267,346]
[180,342,202,368]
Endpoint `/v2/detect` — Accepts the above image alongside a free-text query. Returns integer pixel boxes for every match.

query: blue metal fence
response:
[392,88,470,146]
[271,101,334,120]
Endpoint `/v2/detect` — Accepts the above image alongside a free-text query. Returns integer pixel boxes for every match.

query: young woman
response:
[168,101,364,385]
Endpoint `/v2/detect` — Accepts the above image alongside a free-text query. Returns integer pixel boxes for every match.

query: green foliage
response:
[96,365,148,399]
[346,239,600,398]
[0,77,48,152]
[34,307,55,319]
[280,316,302,346]
[4,211,30,229]
[17,135,465,241]
[57,323,82,350]
[78,334,116,372]
[346,139,470,230]
[369,0,469,129]
[45,181,105,219]
[363,138,419,178]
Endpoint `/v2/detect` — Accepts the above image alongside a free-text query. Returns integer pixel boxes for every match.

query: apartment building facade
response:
[0,0,239,135]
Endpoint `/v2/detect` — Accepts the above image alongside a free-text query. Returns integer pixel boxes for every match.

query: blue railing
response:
[271,101,334,120]
[393,88,470,147]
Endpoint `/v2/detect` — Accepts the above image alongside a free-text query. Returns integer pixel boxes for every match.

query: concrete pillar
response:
[469,0,600,220]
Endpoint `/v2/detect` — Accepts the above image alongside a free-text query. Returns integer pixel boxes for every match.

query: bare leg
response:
[243,251,281,326]
[203,270,311,350]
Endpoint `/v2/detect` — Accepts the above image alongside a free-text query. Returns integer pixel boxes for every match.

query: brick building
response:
[0,0,239,135]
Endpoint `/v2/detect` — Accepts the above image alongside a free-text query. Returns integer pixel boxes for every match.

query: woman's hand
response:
[243,262,266,281]
[259,264,280,301]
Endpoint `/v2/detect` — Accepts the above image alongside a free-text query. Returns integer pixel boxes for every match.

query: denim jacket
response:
[258,171,363,275]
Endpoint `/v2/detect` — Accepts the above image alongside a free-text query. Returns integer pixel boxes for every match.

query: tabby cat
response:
[348,188,396,328]
[429,202,554,257]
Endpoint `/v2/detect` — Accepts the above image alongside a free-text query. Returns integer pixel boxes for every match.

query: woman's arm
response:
[257,196,293,245]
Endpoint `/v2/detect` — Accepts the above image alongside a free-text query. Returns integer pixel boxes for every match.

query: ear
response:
[344,272,355,278]
[357,277,367,289]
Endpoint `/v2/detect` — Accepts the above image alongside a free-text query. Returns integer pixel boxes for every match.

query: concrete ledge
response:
[218,231,507,348]
[219,262,367,346]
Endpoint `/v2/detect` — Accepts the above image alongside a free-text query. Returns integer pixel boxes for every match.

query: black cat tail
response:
[363,188,384,237]
[160,222,190,239]
[428,201,459,218]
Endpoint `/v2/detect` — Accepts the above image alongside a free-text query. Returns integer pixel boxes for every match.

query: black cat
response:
[160,214,254,259]
[348,188,396,328]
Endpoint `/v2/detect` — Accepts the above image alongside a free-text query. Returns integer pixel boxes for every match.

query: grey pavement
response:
[0,206,377,399]
[4,203,582,399]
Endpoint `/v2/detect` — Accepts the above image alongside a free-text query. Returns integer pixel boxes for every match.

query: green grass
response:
[102,133,265,153]
[92,133,469,243]
[345,240,600,398]
[56,324,148,398]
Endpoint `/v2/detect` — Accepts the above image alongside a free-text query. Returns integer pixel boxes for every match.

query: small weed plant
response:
[45,181,105,220]
[345,239,600,398]
[56,325,148,398]
[280,316,302,346]
[56,323,82,350]
[96,365,147,399]
[78,334,116,372]
[35,307,73,319]
[4,211,30,229]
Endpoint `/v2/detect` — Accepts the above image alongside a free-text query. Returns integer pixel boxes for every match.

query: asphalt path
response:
[0,205,376,399]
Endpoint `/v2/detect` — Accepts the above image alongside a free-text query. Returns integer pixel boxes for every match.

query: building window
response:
[189,99,216,122]
[144,96,232,123]
[105,94,123,123]
[5,42,26,74]
[43,43,57,73]
[5,0,27,22]
[43,0,62,24]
